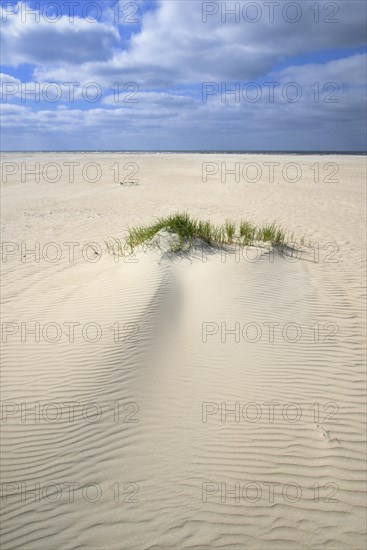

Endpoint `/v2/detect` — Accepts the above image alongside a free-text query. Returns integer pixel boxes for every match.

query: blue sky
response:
[1,0,366,151]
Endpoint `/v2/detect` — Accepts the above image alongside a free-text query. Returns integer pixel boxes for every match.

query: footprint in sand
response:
[317,424,341,445]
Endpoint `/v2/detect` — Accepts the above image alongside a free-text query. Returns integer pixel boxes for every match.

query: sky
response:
[1,0,366,151]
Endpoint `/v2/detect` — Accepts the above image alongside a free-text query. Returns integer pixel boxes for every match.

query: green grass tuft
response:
[224,220,236,244]
[239,221,255,244]
[115,212,302,255]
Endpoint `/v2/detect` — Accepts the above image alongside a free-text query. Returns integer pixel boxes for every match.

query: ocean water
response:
[1,150,366,155]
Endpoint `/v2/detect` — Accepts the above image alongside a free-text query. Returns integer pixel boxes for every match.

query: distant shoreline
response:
[1,150,366,155]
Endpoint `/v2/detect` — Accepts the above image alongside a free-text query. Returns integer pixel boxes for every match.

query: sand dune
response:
[1,154,366,549]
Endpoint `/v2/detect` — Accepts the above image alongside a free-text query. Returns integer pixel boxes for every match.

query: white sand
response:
[1,153,366,549]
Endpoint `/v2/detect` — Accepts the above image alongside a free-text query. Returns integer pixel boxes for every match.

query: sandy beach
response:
[1,153,366,549]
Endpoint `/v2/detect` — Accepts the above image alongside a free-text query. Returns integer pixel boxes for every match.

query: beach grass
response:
[117,212,298,255]
[239,221,256,244]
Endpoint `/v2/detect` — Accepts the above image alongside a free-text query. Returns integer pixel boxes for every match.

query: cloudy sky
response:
[1,0,366,151]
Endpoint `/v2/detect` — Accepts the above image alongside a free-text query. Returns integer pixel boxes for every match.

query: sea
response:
[1,150,366,155]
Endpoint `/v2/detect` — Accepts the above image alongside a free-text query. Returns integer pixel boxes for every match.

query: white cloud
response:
[1,2,365,150]
[1,2,119,66]
[2,1,366,87]
[1,54,365,151]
